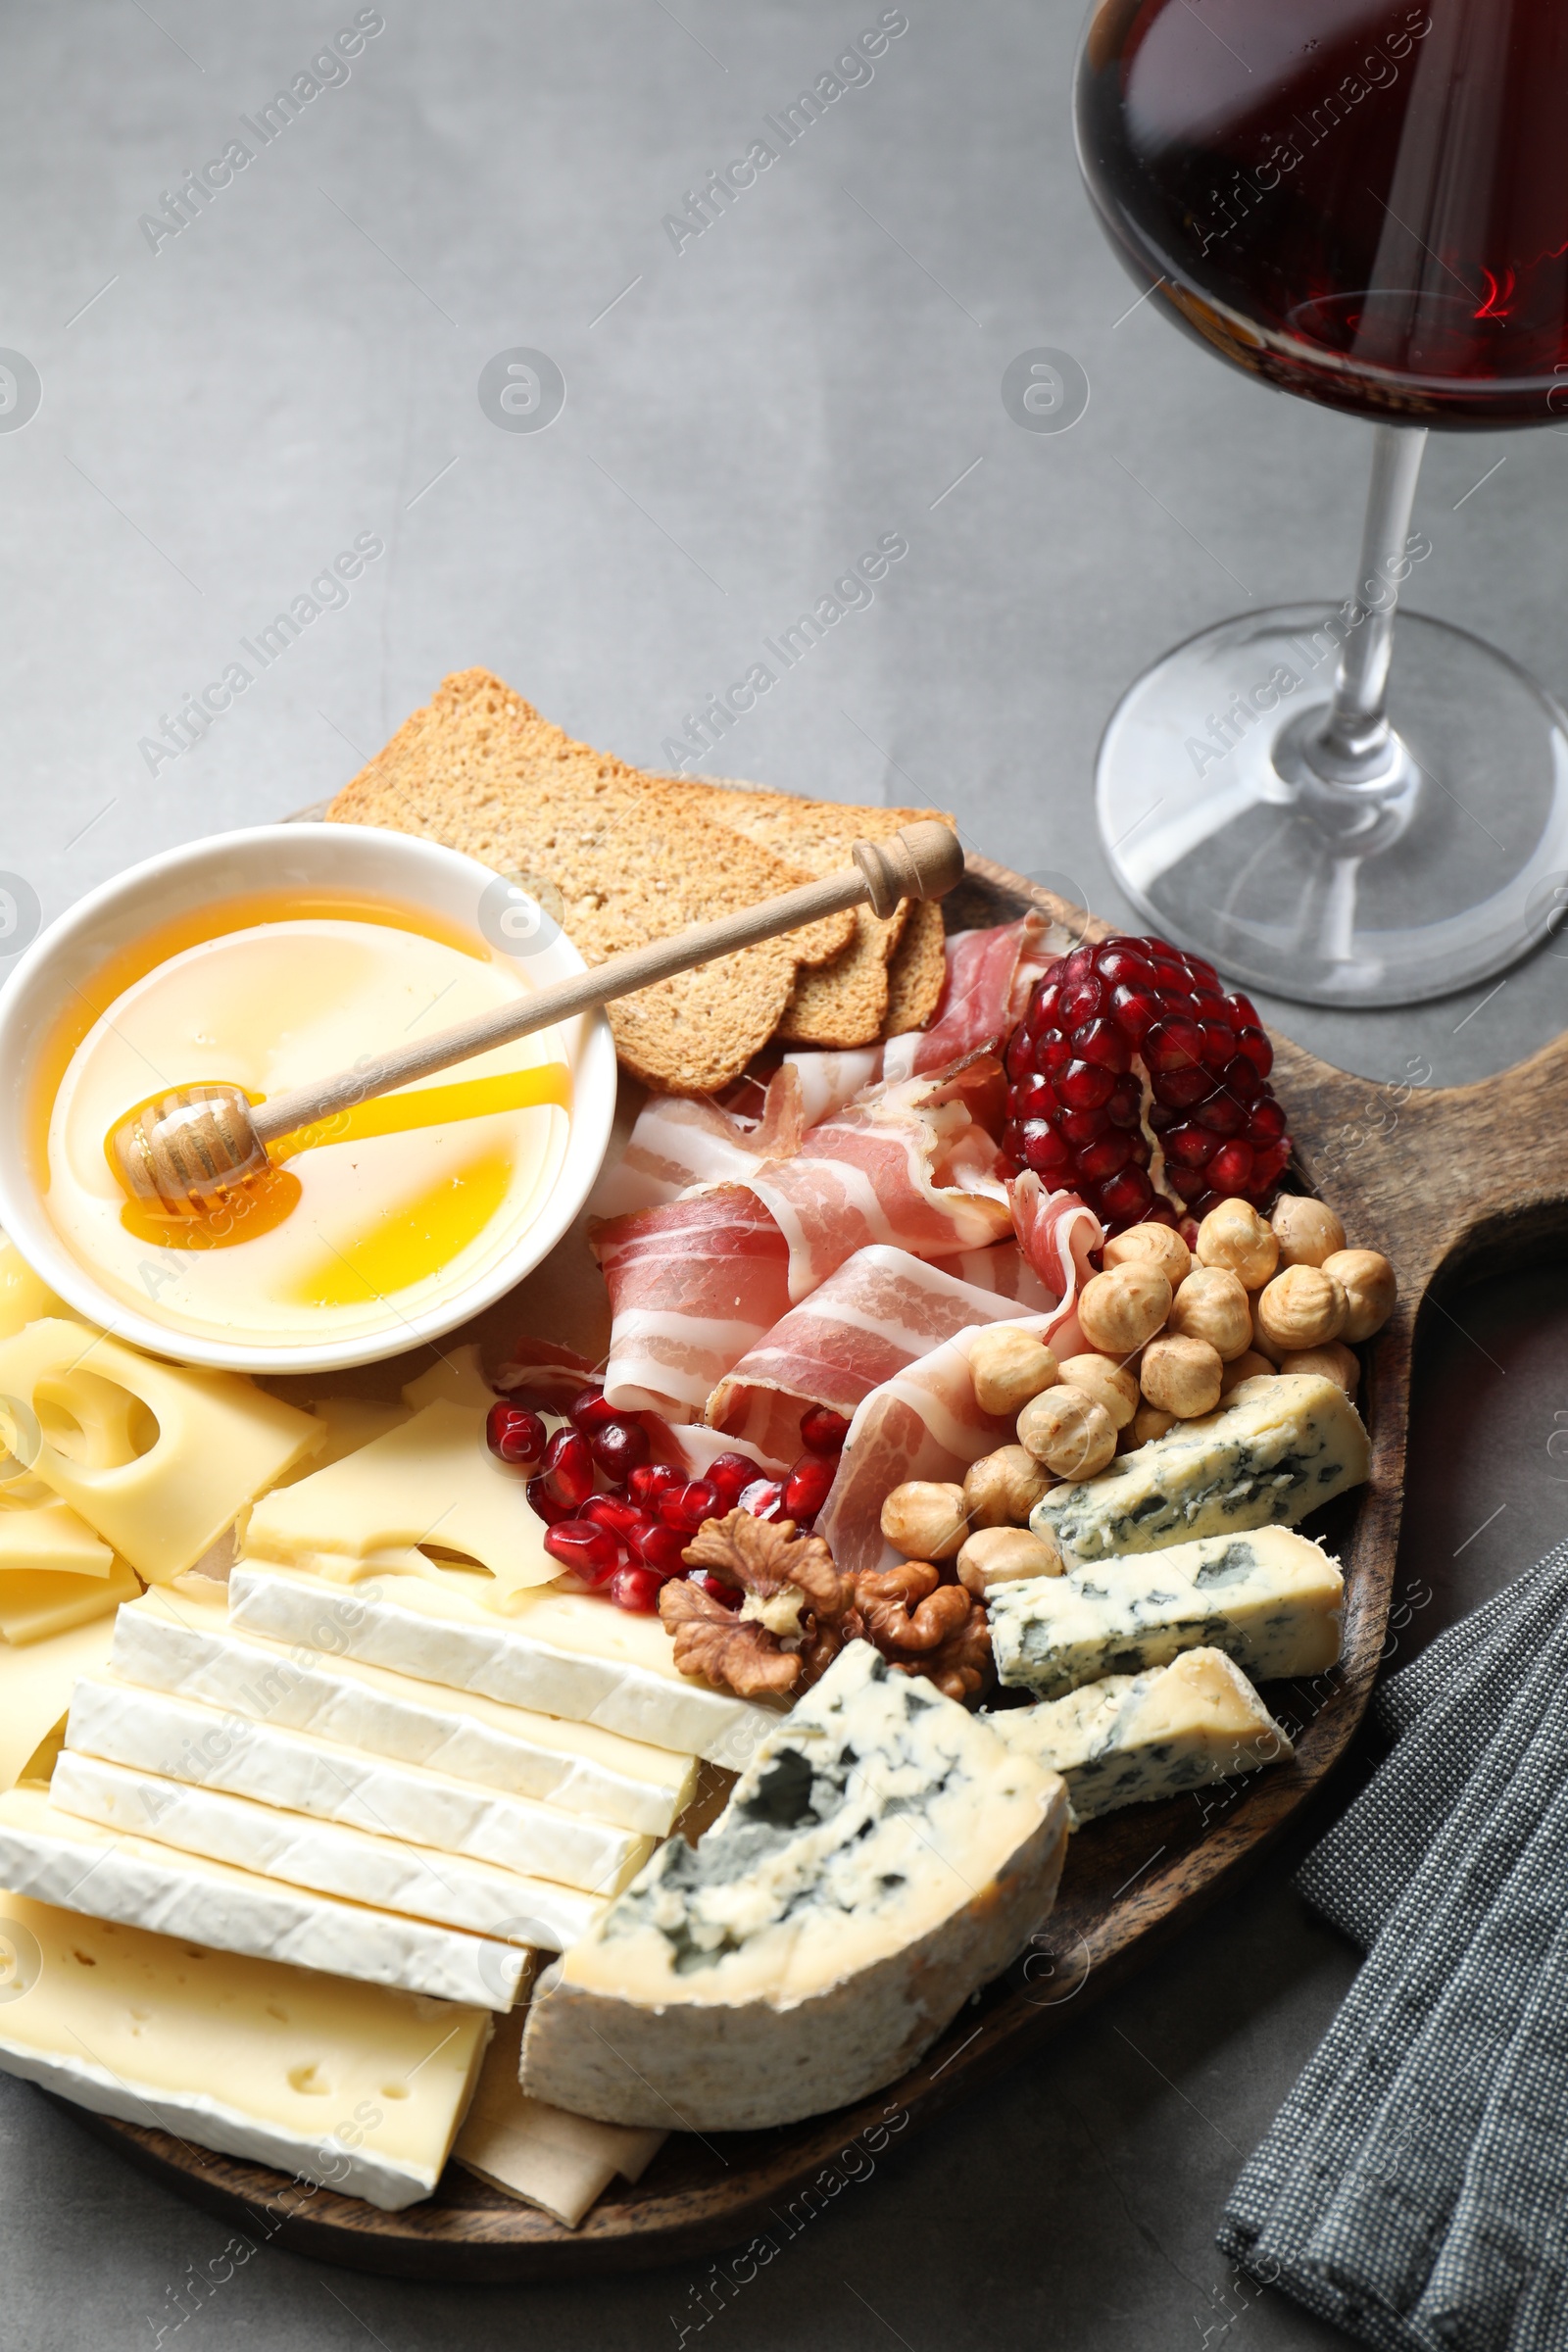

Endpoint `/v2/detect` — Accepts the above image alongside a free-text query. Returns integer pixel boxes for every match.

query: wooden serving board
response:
[69,855,1560,2281]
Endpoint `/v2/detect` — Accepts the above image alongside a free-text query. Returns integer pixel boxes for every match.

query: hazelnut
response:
[1220,1348,1277,1396]
[1250,1292,1284,1364]
[1167,1266,1252,1361]
[1279,1342,1360,1398]
[1256,1264,1348,1351]
[880,1481,967,1560]
[956,1522,1063,1597]
[1196,1199,1279,1291]
[1270,1195,1347,1269]
[968,1325,1057,1418]
[1130,1401,1177,1448]
[962,1445,1052,1529]
[1077,1262,1172,1356]
[1057,1351,1140,1430]
[1016,1386,1117,1480]
[1321,1249,1396,1343]
[1140,1334,1223,1418]
[1102,1221,1193,1288]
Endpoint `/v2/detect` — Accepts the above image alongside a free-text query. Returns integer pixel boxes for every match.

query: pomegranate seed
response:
[486,1401,545,1465]
[631,1520,688,1575]
[1148,1101,1178,1134]
[1250,1098,1287,1143]
[1061,943,1096,982]
[1164,1121,1217,1168]
[1151,1064,1213,1110]
[1057,974,1103,1028]
[800,1404,851,1455]
[1078,1131,1134,1182]
[1223,1054,1263,1103]
[687,1570,740,1606]
[540,1428,594,1511]
[566,1387,612,1432]
[1106,1076,1143,1128]
[1022,1121,1074,1176]
[1127,1131,1153,1168]
[543,1520,620,1581]
[526,1474,575,1526]
[783,1452,837,1521]
[1144,1015,1205,1074]
[661,1479,722,1534]
[1058,1103,1111,1149]
[707,1450,760,1502]
[1207,1138,1255,1193]
[1098,1166,1155,1223]
[1094,940,1154,984]
[1200,1022,1235,1069]
[1143,1197,1180,1227]
[1056,1059,1116,1112]
[1005,1027,1034,1082]
[609,1566,664,1613]
[1196,1091,1246,1137]
[1250,1139,1293,1191]
[587,1417,651,1480]
[1110,984,1161,1043]
[628,1462,681,1506]
[1010,1072,1056,1120]
[737,1476,788,1521]
[1028,978,1062,1028]
[1073,1017,1132,1074]
[1192,991,1230,1026]
[1235,1027,1274,1078]
[1032,1030,1071,1079]
[1185,955,1220,988]
[1167,1163,1211,1203]
[582,1492,643,1539]
[1229,992,1262,1029]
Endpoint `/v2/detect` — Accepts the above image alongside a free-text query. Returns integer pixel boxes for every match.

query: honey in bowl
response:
[39,890,572,1349]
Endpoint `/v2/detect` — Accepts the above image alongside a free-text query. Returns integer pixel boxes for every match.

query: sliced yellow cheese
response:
[0,1320,323,1581]
[0,1560,141,1646]
[453,2005,665,2227]
[0,1613,121,1788]
[0,1496,114,1578]
[402,1346,499,1413]
[0,1236,68,1340]
[271,1395,413,1488]
[245,1400,558,1595]
[0,1890,491,2209]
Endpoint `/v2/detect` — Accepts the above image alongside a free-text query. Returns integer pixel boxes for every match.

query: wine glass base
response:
[1095,604,1568,1006]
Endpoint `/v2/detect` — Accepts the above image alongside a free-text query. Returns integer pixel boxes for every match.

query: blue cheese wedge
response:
[988,1526,1343,1701]
[984,1648,1293,1826]
[518,1642,1069,2132]
[1034,1374,1368,1561]
[0,1891,491,2210]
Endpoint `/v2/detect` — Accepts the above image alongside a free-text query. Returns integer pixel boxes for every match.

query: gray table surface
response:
[3,2,1567,2343]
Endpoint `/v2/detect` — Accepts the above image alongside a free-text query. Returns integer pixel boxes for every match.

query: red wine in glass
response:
[1074,0,1568,1002]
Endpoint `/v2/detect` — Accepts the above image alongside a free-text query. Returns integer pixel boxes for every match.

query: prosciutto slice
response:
[815,1181,1102,1575]
[882,912,1058,1083]
[745,1055,1013,1304]
[705,1244,1037,1466]
[591,1187,794,1421]
[588,1062,806,1221]
[482,1336,601,1407]
[782,1046,882,1128]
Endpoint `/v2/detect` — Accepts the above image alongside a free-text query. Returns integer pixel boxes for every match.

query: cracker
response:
[880,896,949,1038]
[325,671,855,1096]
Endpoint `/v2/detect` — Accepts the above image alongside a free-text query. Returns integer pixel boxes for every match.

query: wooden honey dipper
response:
[110,820,965,1216]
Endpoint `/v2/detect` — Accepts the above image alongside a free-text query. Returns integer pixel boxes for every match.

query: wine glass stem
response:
[1312,422,1428,783]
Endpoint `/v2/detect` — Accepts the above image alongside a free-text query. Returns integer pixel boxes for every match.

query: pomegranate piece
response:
[782,1451,836,1522]
[628,1462,682,1508]
[799,1404,851,1455]
[539,1428,594,1511]
[737,1476,788,1522]
[630,1520,688,1576]
[707,1451,762,1504]
[566,1387,611,1432]
[486,1401,545,1466]
[609,1565,665,1613]
[687,1570,741,1607]
[543,1520,620,1582]
[582,1492,643,1539]
[525,1474,576,1527]
[998,931,1293,1230]
[586,1417,651,1480]
[660,1480,722,1534]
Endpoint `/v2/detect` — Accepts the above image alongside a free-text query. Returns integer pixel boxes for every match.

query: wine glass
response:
[1075,0,1568,1005]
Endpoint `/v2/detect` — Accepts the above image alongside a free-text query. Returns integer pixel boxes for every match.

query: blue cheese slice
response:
[63,1678,654,1895]
[518,1642,1069,2132]
[227,1564,782,1768]
[0,1891,491,2210]
[112,1587,695,1835]
[988,1526,1343,1701]
[1034,1374,1368,1561]
[984,1647,1293,1825]
[0,1784,532,2004]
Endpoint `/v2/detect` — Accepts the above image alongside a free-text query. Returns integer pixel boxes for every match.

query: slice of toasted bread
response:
[325,671,855,1096]
[675,784,955,1049]
[881,896,949,1038]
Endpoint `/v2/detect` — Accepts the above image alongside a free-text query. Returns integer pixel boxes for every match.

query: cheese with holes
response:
[0,1320,323,1579]
[0,1496,114,1577]
[984,1647,1294,1825]
[65,1677,654,1893]
[0,1890,490,2209]
[0,1614,122,1789]
[228,1564,782,1769]
[0,1559,140,1646]
[0,1785,533,2003]
[518,1642,1069,2131]
[114,1587,695,1834]
[1035,1375,1368,1562]
[988,1527,1344,1701]
[243,1401,558,1595]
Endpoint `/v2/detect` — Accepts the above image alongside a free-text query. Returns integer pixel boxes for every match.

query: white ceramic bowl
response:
[0,823,617,1375]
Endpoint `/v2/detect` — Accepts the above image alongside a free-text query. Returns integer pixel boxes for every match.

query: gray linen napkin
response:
[1375,1547,1565,1740]
[1218,1556,1568,2350]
